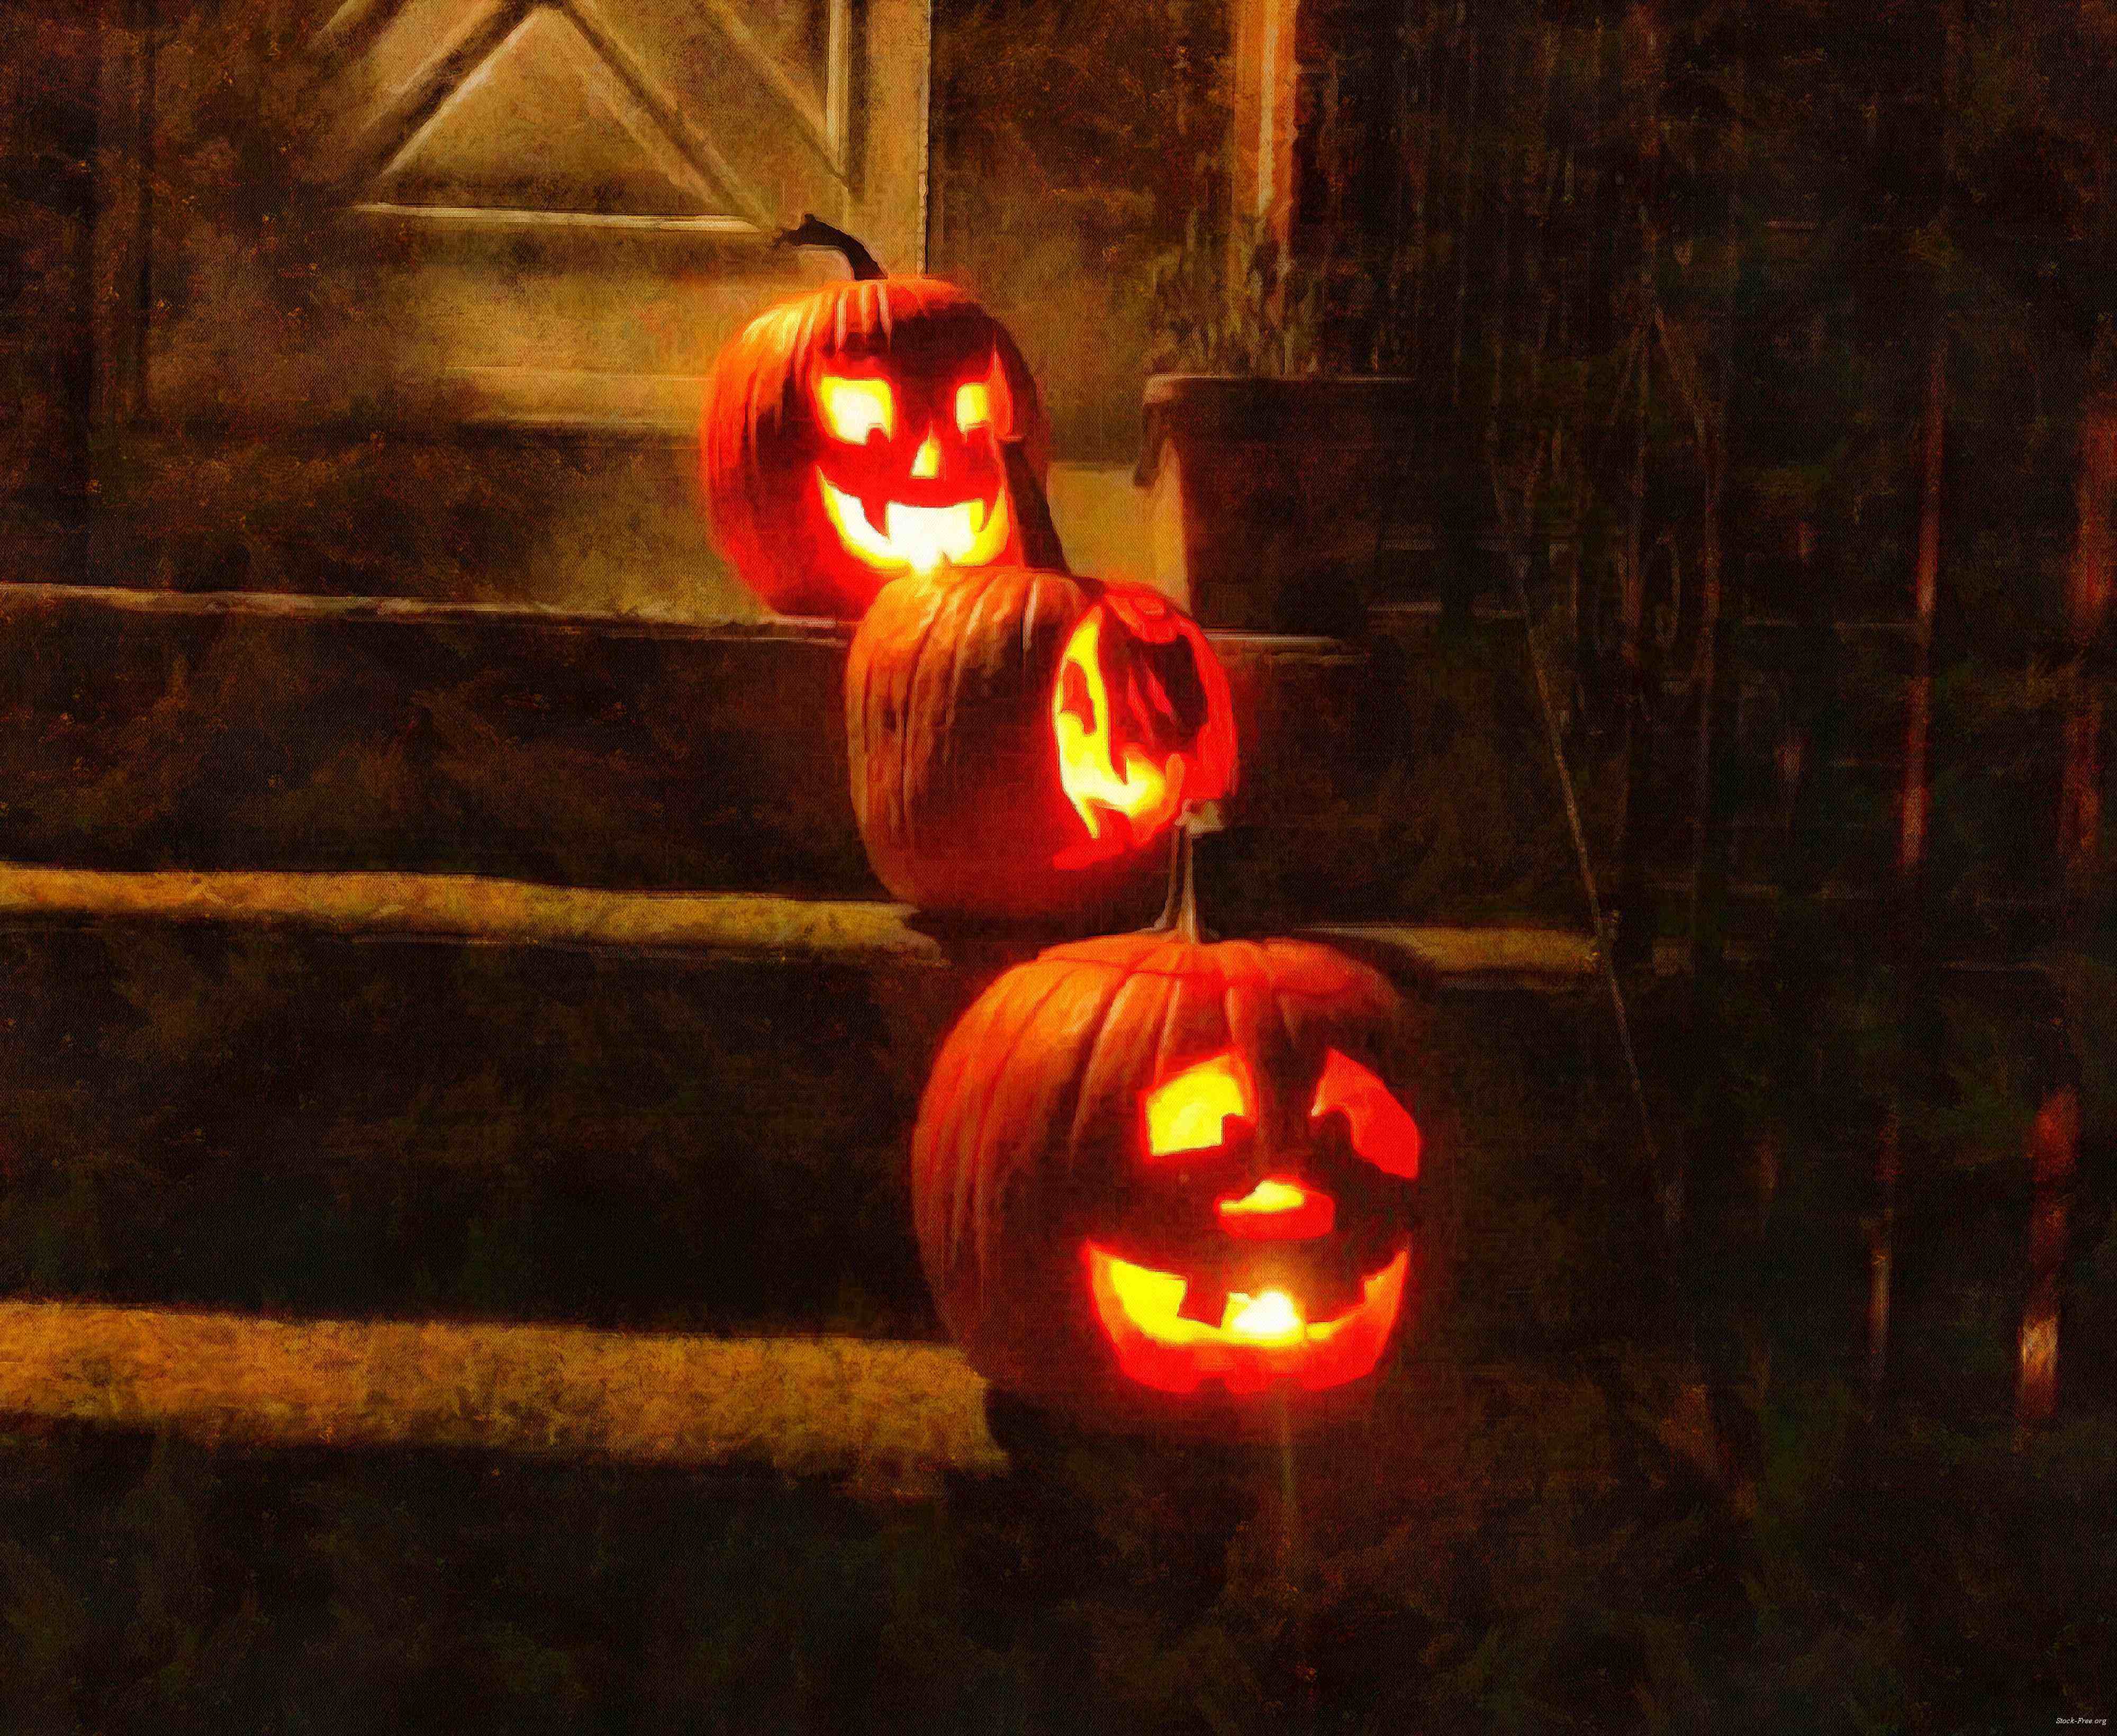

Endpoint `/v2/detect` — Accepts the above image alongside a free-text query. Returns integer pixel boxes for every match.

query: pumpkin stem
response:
[776,213,887,281]
[1153,804,1220,942]
[997,436,1070,573]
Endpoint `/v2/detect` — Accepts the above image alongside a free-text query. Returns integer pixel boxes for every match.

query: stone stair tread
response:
[0,861,957,968]
[0,862,1607,1329]
[0,582,1381,911]
[0,1299,1001,1498]
[0,860,1601,985]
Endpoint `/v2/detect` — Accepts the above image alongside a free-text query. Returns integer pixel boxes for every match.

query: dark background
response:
[1,2,2113,1728]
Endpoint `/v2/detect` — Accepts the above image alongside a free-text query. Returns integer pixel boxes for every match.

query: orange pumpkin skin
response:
[912,930,1430,1439]
[846,566,1237,921]
[701,276,1050,619]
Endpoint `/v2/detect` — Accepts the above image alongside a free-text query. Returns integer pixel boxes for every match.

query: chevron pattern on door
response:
[92,0,928,610]
[306,0,861,230]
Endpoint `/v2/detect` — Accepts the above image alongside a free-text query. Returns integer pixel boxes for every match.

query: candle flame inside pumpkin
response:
[1225,1289,1303,1344]
[1085,1244,1408,1395]
[1051,611,1187,862]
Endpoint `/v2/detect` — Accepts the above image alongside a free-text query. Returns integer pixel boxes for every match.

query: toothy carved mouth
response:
[1084,1243,1408,1396]
[819,475,1010,575]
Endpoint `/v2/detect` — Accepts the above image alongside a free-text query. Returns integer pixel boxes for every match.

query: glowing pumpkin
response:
[700,220,1050,619]
[846,565,1238,921]
[912,926,1429,1436]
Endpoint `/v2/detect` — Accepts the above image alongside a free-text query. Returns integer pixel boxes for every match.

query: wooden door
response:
[92,0,930,617]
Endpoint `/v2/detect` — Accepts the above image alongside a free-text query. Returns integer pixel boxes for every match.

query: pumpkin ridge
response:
[927,966,1053,1287]
[1020,568,1050,666]
[1219,973,1266,1140]
[913,966,1010,1295]
[1023,569,1093,867]
[846,593,883,847]
[938,569,1011,793]
[846,602,881,840]
[893,574,965,872]
[1147,954,1207,1110]
[931,954,1069,1136]
[1036,942,1388,1001]
[953,957,1116,1310]
[1259,959,1307,1147]
[1065,947,1185,1158]
[902,572,985,874]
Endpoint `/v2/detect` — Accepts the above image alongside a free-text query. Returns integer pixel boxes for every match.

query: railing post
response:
[1228,0,1301,294]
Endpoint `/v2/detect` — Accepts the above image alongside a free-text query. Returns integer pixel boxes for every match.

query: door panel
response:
[95,0,929,617]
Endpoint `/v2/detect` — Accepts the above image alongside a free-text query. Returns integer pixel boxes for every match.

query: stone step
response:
[0,582,1371,917]
[0,1299,1723,1508]
[0,583,861,894]
[0,863,1603,984]
[0,860,1605,1330]
[0,581,1615,929]
[0,1300,1000,1500]
[0,881,960,1332]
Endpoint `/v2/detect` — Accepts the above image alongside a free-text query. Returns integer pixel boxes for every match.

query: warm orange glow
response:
[1225,1289,1303,1345]
[1226,1178,1304,1214]
[911,432,942,478]
[1311,1048,1421,1180]
[1100,1257,1304,1345]
[817,473,1010,576]
[1085,1243,1409,1396]
[1099,1256,1182,1327]
[954,379,991,433]
[1142,1052,1252,1157]
[1216,1176,1336,1240]
[1052,612,1187,860]
[816,374,894,444]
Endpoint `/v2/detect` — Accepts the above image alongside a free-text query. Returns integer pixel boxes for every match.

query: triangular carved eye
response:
[1310,1049,1420,1179]
[816,374,895,444]
[1142,1051,1253,1160]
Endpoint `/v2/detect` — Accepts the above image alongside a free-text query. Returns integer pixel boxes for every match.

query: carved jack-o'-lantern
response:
[912,922,1428,1435]
[846,565,1237,920]
[700,221,1050,619]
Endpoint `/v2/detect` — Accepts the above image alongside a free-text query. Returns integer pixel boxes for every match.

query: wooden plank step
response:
[0,1300,1002,1498]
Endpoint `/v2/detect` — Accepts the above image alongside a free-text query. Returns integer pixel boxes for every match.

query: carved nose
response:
[911,431,942,479]
[1216,1176,1334,1241]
